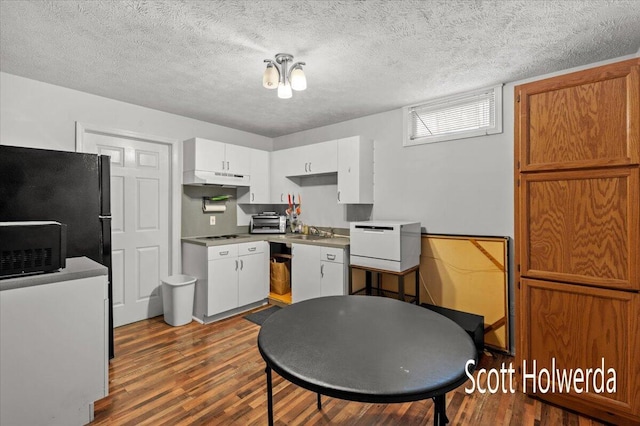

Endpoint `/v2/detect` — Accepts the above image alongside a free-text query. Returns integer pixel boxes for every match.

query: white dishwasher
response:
[349,221,421,272]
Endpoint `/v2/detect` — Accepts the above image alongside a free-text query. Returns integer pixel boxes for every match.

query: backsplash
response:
[182,185,357,238]
[182,186,246,237]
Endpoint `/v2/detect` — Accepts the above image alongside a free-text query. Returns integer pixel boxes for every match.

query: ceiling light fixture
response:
[262,53,306,99]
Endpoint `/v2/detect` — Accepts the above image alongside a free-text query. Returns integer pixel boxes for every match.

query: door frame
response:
[74,122,181,278]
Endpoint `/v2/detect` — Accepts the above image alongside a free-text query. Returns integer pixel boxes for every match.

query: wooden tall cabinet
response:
[515,59,640,424]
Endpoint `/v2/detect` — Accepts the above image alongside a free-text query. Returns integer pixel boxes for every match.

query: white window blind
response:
[404,85,503,146]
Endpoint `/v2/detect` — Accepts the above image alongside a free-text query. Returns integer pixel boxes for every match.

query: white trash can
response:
[161,274,197,326]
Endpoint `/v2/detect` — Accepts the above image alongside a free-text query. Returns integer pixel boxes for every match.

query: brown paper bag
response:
[270,254,291,295]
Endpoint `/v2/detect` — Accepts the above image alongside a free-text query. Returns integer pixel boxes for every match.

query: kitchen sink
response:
[265,234,347,242]
[286,234,326,240]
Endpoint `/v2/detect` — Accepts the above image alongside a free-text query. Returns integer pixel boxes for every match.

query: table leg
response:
[415,269,420,305]
[365,270,372,295]
[432,394,449,425]
[317,393,322,410]
[349,266,353,295]
[266,366,274,426]
[398,274,405,302]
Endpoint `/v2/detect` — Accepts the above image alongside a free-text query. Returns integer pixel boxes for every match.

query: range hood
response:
[183,170,250,187]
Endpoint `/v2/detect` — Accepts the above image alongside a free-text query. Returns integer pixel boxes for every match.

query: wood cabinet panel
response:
[516,59,640,425]
[520,279,639,423]
[520,168,638,290]
[517,58,639,171]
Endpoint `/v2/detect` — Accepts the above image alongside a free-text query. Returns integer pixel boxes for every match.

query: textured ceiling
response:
[1,1,639,138]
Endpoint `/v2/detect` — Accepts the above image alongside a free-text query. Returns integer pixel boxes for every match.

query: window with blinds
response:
[404,85,503,146]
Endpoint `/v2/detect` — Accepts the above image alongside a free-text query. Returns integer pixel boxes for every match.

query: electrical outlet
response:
[209,216,216,225]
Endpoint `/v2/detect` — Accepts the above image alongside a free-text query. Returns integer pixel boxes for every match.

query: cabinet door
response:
[337,137,358,203]
[270,150,299,204]
[291,244,321,303]
[207,256,239,316]
[283,141,338,176]
[238,252,268,306]
[320,261,345,296]
[517,59,639,171]
[237,149,270,204]
[306,140,337,175]
[520,168,638,290]
[520,278,640,423]
[337,136,373,204]
[248,149,270,203]
[284,146,308,176]
[224,144,251,175]
[184,138,226,173]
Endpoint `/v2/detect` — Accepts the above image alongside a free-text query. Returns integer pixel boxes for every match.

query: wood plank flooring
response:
[91,307,608,425]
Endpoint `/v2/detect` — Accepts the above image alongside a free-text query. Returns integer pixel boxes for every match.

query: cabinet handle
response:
[222,160,225,170]
[281,193,284,202]
[337,191,341,202]
[304,162,308,172]
[219,250,229,256]
[251,193,254,202]
[227,161,230,170]
[240,259,244,270]
[235,259,239,270]
[327,254,336,261]
[248,247,256,252]
[308,162,312,172]
[321,264,324,277]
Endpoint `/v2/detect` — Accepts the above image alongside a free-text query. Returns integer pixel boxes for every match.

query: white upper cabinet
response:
[183,137,225,173]
[183,137,250,176]
[337,136,374,204]
[284,140,338,177]
[270,149,299,204]
[224,143,251,176]
[237,149,270,204]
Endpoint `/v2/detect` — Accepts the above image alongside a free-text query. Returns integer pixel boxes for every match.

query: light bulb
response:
[290,67,306,91]
[262,64,279,89]
[278,81,292,99]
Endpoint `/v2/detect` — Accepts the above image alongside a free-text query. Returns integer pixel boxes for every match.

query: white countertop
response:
[181,233,350,249]
[0,257,108,291]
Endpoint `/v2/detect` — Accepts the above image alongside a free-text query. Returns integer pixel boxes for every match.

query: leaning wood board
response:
[420,234,509,352]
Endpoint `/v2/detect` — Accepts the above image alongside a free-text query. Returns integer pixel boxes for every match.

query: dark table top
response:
[258,296,477,403]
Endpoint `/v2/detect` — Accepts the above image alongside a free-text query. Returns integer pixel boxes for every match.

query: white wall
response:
[0,72,273,276]
[274,103,513,237]
[274,53,639,237]
[0,72,273,152]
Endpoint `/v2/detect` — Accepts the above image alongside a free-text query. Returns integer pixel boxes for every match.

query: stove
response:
[196,234,240,240]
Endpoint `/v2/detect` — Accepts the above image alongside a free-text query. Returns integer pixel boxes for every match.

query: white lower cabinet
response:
[207,244,240,316]
[291,244,322,303]
[238,242,270,306]
[1,273,108,426]
[320,247,348,296]
[183,241,268,321]
[291,243,348,303]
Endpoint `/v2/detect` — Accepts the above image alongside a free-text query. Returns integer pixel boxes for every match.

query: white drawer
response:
[208,244,239,260]
[238,241,265,256]
[321,247,344,264]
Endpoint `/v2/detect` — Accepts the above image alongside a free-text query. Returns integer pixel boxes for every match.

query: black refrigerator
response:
[0,145,114,358]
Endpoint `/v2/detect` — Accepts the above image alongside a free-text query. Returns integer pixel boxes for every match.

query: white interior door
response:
[81,130,171,327]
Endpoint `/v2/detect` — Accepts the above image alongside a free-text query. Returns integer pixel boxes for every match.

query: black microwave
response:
[0,221,67,278]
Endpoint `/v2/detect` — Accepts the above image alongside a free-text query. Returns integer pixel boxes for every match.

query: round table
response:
[257,296,477,425]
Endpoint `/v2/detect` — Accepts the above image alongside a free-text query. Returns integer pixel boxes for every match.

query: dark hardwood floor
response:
[91,307,608,425]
